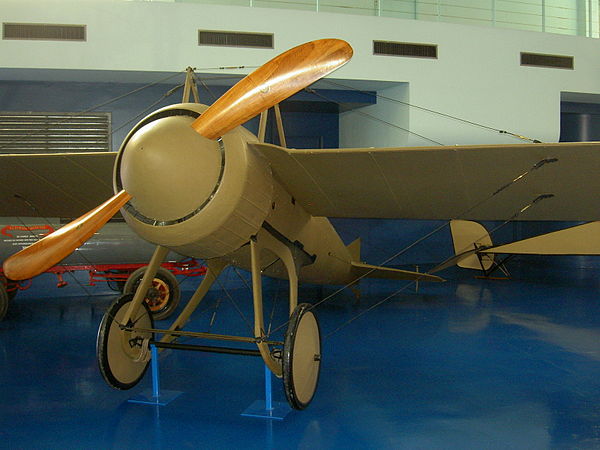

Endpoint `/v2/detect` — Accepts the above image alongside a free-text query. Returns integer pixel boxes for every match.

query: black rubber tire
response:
[0,281,8,321]
[124,266,180,320]
[283,303,322,410]
[105,271,127,293]
[96,293,154,390]
[1,275,17,301]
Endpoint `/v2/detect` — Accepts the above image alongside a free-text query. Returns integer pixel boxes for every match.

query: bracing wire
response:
[320,79,543,144]
[1,70,200,296]
[322,192,554,340]
[1,61,553,343]
[305,87,444,146]
[265,157,558,339]
[9,195,95,297]
[0,71,186,152]
[0,65,259,152]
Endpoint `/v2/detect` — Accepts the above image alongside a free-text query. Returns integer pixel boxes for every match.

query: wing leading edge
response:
[251,142,600,222]
[0,152,116,218]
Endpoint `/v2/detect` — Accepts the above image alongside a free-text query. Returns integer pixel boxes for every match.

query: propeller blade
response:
[2,190,131,281]
[191,38,353,139]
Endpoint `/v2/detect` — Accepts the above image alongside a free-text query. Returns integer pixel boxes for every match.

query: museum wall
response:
[0,81,347,151]
[3,0,600,148]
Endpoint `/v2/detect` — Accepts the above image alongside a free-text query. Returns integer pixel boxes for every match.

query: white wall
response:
[3,0,600,147]
[341,84,411,148]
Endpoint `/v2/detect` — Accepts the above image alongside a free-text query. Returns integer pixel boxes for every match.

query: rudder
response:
[450,220,494,271]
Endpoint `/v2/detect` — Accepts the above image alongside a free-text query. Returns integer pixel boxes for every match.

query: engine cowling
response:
[114,103,273,259]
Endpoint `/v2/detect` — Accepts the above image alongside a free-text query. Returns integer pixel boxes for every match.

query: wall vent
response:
[198,30,273,49]
[373,40,437,59]
[0,112,110,154]
[3,23,86,41]
[521,52,573,70]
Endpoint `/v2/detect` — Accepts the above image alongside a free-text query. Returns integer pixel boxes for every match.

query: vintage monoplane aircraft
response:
[4,38,600,410]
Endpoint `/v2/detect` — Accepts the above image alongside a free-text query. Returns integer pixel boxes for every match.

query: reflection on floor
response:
[1,263,599,449]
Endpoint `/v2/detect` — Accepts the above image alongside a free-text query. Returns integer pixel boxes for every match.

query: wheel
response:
[283,303,322,410]
[0,275,17,301]
[96,293,154,390]
[124,266,180,320]
[0,281,8,321]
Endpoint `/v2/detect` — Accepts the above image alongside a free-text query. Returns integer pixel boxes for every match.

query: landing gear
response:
[0,279,8,321]
[124,266,180,320]
[94,237,323,410]
[96,293,154,390]
[283,303,321,410]
[248,228,322,409]
[1,275,17,301]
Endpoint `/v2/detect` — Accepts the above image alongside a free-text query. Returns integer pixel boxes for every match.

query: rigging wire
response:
[249,85,555,339]
[192,74,221,102]
[2,63,555,343]
[305,87,443,146]
[321,79,543,144]
[9,194,95,297]
[1,66,265,317]
[214,275,255,336]
[265,156,558,339]
[0,71,185,152]
[323,192,554,340]
[1,71,200,297]
[111,87,181,135]
[0,65,258,152]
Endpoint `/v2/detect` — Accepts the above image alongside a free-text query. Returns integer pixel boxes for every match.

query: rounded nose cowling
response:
[114,104,274,259]
[119,113,222,224]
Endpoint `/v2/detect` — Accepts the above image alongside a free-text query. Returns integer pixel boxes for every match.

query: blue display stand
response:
[241,365,291,420]
[129,345,183,406]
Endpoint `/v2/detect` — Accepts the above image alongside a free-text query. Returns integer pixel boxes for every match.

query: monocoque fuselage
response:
[115,103,356,285]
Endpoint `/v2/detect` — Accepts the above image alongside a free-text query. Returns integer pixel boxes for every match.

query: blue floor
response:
[1,263,599,449]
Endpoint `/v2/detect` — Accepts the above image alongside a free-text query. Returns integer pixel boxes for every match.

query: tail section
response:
[449,220,495,271]
[346,237,443,282]
[350,261,444,282]
[346,237,361,262]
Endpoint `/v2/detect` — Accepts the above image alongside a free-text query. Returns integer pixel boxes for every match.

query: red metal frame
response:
[1,259,206,291]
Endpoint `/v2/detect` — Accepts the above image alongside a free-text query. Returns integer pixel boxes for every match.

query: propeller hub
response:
[117,110,223,225]
[114,103,274,258]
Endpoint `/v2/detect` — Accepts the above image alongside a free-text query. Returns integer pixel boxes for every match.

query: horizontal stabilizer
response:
[430,248,484,274]
[484,221,600,255]
[351,261,444,283]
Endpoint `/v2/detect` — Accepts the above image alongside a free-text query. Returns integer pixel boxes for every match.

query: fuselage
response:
[115,102,356,286]
[0,220,165,266]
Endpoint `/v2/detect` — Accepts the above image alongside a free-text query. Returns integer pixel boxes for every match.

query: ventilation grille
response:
[3,23,86,41]
[0,112,111,154]
[198,30,273,49]
[373,40,437,59]
[521,52,573,70]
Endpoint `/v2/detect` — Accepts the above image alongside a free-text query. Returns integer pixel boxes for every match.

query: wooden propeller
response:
[2,190,131,281]
[191,38,353,140]
[3,40,352,281]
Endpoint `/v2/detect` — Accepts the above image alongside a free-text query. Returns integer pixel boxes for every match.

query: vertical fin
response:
[450,220,495,271]
[347,237,361,262]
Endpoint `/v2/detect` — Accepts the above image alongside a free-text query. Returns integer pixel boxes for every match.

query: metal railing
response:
[169,0,600,38]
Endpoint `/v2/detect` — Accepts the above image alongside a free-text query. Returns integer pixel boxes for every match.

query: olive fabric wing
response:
[251,141,600,222]
[0,152,116,218]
